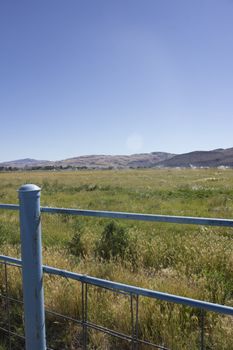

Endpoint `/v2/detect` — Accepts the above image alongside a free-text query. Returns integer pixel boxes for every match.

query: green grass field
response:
[0,169,233,349]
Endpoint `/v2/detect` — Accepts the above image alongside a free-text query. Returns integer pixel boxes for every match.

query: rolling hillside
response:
[1,148,233,169]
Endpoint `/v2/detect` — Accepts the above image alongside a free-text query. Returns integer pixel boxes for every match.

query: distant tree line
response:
[0,165,118,172]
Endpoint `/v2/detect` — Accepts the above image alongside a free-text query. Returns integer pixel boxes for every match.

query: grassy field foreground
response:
[0,169,233,349]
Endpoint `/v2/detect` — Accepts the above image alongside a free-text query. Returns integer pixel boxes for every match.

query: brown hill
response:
[55,152,174,169]
[0,152,174,169]
[1,148,233,169]
[157,148,233,168]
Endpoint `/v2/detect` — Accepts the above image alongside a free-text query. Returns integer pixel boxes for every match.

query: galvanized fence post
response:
[18,184,46,350]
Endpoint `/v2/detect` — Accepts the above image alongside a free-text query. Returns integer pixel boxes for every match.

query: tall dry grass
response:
[0,168,233,348]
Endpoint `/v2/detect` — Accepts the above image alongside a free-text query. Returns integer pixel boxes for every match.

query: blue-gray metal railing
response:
[2,202,233,227]
[18,185,46,350]
[0,184,233,350]
[0,255,233,317]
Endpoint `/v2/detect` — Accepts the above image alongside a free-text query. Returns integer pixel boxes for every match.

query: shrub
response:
[95,221,129,260]
[68,222,86,258]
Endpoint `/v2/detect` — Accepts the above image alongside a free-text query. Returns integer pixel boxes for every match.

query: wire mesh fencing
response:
[1,257,232,350]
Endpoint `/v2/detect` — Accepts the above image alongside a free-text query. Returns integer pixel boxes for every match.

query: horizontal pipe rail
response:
[41,207,233,227]
[1,203,233,227]
[0,204,19,211]
[1,255,233,316]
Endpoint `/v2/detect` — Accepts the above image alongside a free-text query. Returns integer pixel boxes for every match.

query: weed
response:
[95,221,129,260]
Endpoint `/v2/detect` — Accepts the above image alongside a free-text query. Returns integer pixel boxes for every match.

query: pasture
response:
[0,168,233,349]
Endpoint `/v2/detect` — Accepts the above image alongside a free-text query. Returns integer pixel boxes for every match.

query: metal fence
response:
[0,184,233,350]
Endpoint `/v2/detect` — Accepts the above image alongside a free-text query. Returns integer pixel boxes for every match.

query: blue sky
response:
[1,0,233,162]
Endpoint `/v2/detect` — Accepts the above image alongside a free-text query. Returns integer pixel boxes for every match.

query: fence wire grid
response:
[1,257,231,350]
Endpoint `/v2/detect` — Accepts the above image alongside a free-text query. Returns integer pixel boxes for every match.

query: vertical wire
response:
[85,283,88,349]
[4,263,12,350]
[130,293,134,350]
[81,282,85,350]
[135,295,139,350]
[200,309,205,350]
[82,282,88,350]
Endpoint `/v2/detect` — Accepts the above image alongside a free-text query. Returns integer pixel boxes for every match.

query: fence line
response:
[1,255,233,317]
[0,259,170,350]
[0,184,233,349]
[1,203,233,227]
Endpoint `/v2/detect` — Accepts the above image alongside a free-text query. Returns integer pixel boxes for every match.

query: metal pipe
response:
[1,202,233,227]
[18,184,46,350]
[40,207,233,227]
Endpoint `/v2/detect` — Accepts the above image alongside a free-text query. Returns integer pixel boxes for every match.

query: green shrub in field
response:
[95,221,129,260]
[68,221,86,258]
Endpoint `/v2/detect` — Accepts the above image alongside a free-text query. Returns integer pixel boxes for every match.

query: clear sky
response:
[1,0,233,162]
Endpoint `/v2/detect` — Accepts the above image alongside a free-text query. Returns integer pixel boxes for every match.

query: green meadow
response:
[0,168,233,349]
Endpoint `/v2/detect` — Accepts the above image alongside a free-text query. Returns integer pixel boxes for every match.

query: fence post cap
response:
[18,184,41,193]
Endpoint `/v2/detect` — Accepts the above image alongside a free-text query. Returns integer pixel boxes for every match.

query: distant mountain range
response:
[1,148,233,170]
